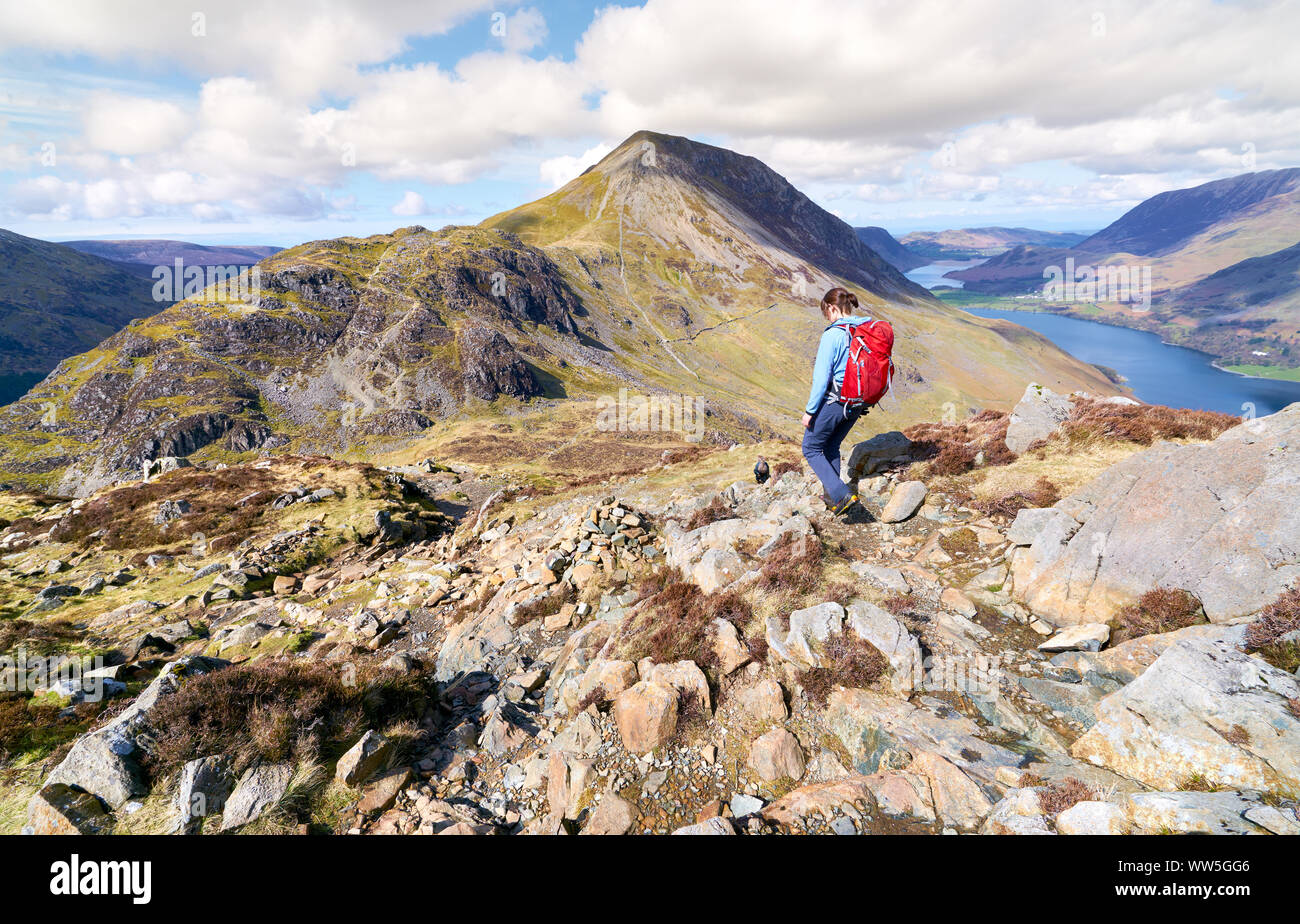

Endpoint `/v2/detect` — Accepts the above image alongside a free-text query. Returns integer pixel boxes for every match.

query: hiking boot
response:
[829,493,859,517]
[843,504,875,525]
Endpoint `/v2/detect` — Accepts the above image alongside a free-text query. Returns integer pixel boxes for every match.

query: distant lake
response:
[904,259,986,289]
[965,307,1300,417]
[0,373,45,407]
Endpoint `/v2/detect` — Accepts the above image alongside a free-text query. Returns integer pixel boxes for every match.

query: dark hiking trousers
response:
[802,400,863,506]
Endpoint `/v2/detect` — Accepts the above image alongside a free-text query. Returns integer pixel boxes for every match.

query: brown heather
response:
[0,694,113,764]
[1063,397,1238,447]
[1036,777,1099,815]
[626,568,753,667]
[770,459,802,478]
[144,658,431,777]
[1243,587,1300,672]
[905,410,1017,478]
[799,632,888,707]
[755,534,823,596]
[684,496,734,531]
[1111,587,1205,643]
[0,617,83,654]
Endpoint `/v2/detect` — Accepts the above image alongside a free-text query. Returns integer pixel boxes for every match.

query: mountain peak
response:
[494,130,933,304]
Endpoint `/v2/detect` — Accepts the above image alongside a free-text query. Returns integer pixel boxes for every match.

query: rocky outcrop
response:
[0,225,582,489]
[10,395,1299,839]
[35,656,228,824]
[457,324,540,401]
[1004,383,1072,453]
[1071,638,1300,792]
[1012,403,1300,625]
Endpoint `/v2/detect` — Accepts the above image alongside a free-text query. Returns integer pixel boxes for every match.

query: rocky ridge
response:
[4,393,1298,837]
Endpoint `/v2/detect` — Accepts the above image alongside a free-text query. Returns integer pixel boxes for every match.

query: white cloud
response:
[82,93,190,155]
[0,0,497,98]
[496,7,548,54]
[539,142,612,188]
[391,190,429,216]
[4,0,1299,226]
[575,0,1300,185]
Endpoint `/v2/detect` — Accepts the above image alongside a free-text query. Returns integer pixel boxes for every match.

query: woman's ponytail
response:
[820,286,858,317]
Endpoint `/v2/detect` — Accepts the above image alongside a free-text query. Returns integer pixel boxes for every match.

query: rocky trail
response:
[4,388,1299,836]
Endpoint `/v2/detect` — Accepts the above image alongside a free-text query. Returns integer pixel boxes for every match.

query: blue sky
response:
[1,0,1296,247]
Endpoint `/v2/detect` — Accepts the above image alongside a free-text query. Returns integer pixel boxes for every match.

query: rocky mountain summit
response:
[4,388,1296,836]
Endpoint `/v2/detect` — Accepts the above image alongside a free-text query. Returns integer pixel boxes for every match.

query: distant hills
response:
[853,226,927,272]
[0,230,159,395]
[61,239,279,276]
[0,130,1118,494]
[900,227,1091,260]
[946,168,1300,371]
[0,234,283,405]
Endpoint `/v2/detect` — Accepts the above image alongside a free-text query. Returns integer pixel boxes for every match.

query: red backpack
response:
[838,318,894,408]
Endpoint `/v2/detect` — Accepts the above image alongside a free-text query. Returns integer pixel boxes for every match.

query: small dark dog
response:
[754,456,770,484]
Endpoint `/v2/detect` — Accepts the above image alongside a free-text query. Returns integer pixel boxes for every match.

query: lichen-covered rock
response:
[1123,791,1270,835]
[173,756,234,832]
[1071,638,1300,792]
[220,762,294,831]
[880,481,927,523]
[980,787,1054,835]
[1004,383,1072,453]
[1013,404,1300,625]
[760,777,878,827]
[747,728,806,782]
[1055,800,1129,835]
[670,817,735,835]
[580,792,637,835]
[26,783,111,835]
[846,430,913,479]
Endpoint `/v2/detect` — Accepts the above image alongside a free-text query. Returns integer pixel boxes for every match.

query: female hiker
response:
[801,286,870,516]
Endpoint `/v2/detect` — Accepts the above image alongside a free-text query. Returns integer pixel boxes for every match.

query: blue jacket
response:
[805,318,854,414]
